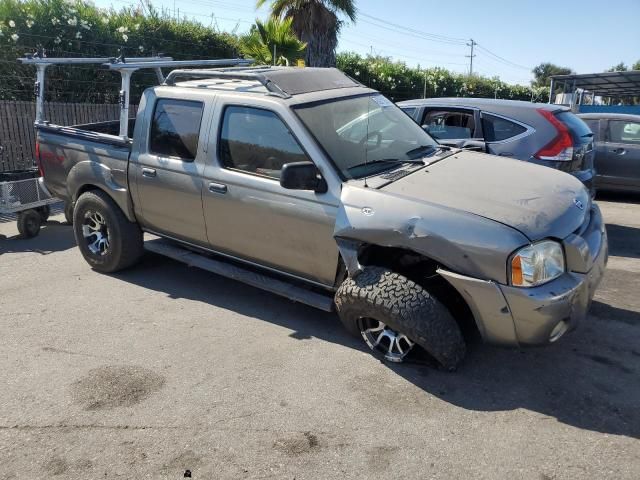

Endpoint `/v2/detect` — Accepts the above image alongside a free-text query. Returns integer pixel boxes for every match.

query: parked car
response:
[36,67,607,369]
[397,98,596,193]
[578,113,640,193]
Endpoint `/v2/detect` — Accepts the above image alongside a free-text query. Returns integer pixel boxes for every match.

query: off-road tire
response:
[64,202,74,225]
[73,190,143,273]
[335,266,466,370]
[17,209,42,238]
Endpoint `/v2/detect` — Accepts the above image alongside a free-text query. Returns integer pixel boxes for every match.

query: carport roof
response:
[550,71,640,97]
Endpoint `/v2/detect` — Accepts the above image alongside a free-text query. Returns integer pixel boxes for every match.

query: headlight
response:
[510,240,565,287]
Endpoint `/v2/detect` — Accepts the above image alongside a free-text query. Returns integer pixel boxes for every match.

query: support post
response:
[119,69,134,139]
[34,64,48,123]
[548,78,555,104]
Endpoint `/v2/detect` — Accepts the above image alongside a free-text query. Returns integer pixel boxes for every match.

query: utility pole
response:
[423,71,427,99]
[466,39,477,76]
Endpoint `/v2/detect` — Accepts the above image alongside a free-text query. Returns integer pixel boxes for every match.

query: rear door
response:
[130,94,209,245]
[601,119,640,189]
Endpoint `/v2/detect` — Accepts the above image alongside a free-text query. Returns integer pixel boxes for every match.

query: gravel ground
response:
[0,194,638,479]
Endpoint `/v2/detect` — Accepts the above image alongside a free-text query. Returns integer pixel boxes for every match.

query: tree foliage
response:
[338,52,548,103]
[239,16,305,66]
[0,0,239,102]
[531,62,573,87]
[257,0,355,67]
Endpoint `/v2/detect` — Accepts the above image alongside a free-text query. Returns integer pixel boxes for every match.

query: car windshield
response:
[294,94,438,179]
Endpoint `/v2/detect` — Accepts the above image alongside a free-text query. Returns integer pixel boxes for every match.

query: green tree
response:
[607,62,628,72]
[633,60,640,71]
[256,0,356,67]
[240,16,305,66]
[531,62,573,87]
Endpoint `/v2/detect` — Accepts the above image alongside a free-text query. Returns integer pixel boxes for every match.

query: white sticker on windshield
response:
[372,95,393,108]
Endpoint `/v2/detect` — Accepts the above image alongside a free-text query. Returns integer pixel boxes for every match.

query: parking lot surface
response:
[1,195,639,479]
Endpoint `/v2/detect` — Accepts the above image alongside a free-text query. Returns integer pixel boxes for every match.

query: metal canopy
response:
[550,70,640,97]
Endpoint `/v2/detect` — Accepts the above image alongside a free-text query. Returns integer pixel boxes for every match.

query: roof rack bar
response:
[163,68,291,98]
[106,58,254,71]
[18,55,251,138]
[19,56,170,65]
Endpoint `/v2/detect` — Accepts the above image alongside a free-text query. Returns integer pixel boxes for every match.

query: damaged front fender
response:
[333,184,529,284]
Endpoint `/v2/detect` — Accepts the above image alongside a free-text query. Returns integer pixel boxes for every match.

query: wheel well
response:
[359,245,480,341]
[74,184,101,202]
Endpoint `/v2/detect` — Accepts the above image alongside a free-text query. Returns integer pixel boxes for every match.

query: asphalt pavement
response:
[0,194,639,479]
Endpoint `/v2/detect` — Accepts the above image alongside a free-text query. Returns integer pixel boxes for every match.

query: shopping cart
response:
[0,168,60,238]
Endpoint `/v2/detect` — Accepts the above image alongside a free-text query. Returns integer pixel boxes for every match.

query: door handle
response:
[208,182,228,194]
[612,148,626,155]
[141,167,157,177]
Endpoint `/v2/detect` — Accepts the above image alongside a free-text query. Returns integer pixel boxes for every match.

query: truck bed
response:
[36,118,135,215]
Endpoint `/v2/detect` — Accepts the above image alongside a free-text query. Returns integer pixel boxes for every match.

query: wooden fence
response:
[0,101,133,171]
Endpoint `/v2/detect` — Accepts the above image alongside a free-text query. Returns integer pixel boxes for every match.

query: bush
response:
[337,52,548,103]
[0,0,240,103]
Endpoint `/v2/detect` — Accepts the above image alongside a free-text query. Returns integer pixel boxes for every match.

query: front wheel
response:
[73,190,143,273]
[335,267,466,370]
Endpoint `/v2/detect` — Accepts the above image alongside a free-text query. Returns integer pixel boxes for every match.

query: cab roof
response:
[171,66,365,98]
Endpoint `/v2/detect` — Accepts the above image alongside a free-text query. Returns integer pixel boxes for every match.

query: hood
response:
[382,151,590,240]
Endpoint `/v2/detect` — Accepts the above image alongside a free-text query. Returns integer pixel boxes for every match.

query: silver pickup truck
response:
[36,66,608,369]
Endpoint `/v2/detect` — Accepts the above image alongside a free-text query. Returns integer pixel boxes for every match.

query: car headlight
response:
[510,240,565,287]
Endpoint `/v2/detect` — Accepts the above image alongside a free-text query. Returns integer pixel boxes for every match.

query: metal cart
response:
[0,168,59,238]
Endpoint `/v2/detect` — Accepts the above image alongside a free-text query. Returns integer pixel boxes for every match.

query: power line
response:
[475,44,531,71]
[357,12,467,45]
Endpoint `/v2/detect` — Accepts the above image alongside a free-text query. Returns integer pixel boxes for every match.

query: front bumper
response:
[439,205,608,347]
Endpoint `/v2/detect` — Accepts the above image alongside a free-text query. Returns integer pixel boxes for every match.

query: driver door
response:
[201,102,340,286]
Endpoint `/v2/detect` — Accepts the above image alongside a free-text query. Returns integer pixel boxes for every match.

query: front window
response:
[218,106,309,180]
[294,94,438,179]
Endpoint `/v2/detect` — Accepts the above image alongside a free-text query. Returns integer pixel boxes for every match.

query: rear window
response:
[582,119,600,138]
[608,120,640,144]
[481,114,527,142]
[555,112,593,144]
[149,99,204,160]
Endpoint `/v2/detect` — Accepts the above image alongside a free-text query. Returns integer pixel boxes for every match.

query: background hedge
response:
[1,0,547,104]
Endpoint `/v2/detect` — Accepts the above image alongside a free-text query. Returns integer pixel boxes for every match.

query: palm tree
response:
[256,0,356,67]
[240,17,306,66]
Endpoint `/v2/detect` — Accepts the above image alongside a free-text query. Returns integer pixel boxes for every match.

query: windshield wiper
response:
[348,158,425,172]
[406,144,451,159]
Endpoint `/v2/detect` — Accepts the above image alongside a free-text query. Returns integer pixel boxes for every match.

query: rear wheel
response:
[73,190,143,273]
[335,267,466,370]
[17,209,42,238]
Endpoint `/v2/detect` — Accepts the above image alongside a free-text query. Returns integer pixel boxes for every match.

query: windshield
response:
[294,94,438,179]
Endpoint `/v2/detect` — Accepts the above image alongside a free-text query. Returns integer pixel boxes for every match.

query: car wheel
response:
[17,209,42,238]
[73,190,143,273]
[335,266,466,370]
[36,205,51,223]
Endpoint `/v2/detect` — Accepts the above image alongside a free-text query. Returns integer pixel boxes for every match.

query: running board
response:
[144,237,335,312]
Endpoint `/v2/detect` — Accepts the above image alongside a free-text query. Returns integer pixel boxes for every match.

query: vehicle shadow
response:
[114,252,640,440]
[0,220,76,255]
[605,224,640,259]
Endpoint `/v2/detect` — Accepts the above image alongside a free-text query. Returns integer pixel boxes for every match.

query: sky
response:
[93,0,640,85]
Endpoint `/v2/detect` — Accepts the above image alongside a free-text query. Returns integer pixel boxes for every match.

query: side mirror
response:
[280,161,327,193]
[421,124,430,132]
